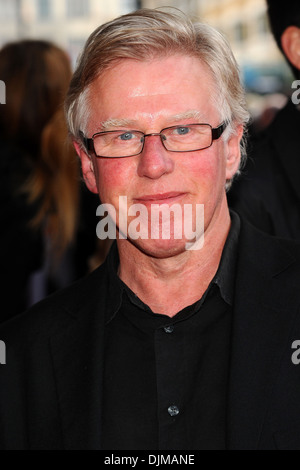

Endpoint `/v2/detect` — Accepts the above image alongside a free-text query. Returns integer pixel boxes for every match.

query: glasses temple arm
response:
[79,131,94,152]
[212,121,228,140]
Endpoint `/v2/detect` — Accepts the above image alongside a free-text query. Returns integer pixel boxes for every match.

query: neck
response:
[117,203,231,317]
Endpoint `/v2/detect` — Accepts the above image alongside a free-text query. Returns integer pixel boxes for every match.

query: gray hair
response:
[65,8,250,187]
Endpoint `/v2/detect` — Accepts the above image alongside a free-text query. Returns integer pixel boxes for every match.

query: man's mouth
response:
[134,192,186,205]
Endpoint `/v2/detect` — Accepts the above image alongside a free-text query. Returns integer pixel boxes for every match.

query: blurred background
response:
[0,0,293,128]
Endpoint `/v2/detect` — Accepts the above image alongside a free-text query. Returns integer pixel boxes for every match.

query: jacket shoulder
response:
[0,262,109,343]
[239,216,300,278]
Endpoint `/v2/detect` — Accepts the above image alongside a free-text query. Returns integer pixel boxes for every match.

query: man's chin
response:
[124,237,199,259]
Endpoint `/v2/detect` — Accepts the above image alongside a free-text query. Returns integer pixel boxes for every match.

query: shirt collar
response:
[213,210,240,305]
[105,210,240,323]
[105,242,124,323]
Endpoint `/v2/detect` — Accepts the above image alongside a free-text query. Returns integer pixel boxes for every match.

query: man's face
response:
[78,54,242,257]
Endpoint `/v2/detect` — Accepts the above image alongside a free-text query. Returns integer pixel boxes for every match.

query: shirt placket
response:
[155,321,187,450]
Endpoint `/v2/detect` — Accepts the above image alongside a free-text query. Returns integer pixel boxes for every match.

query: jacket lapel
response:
[227,219,299,449]
[49,271,107,450]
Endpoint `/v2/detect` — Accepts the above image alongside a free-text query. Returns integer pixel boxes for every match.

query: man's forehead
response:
[87,55,216,132]
[91,54,211,89]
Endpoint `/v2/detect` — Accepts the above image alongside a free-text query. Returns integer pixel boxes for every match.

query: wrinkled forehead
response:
[85,55,220,132]
[89,53,216,92]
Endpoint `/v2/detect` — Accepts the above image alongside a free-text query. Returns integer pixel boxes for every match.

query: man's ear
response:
[225,124,243,182]
[73,140,98,194]
[281,26,300,71]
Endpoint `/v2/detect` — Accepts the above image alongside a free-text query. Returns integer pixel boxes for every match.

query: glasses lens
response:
[92,125,214,157]
[163,124,212,151]
[93,130,143,157]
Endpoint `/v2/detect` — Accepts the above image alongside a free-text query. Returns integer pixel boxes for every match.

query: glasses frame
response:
[79,121,228,158]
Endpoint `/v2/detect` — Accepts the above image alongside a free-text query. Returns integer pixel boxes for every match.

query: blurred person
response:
[1,8,300,451]
[0,40,80,322]
[228,0,300,239]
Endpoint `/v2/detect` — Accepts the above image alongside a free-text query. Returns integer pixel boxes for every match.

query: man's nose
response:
[137,134,174,179]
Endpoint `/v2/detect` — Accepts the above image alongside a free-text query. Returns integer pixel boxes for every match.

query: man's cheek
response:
[190,163,220,193]
[185,149,218,177]
[96,162,124,199]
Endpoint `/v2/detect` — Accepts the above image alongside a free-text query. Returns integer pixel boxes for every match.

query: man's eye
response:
[119,132,134,141]
[175,127,190,135]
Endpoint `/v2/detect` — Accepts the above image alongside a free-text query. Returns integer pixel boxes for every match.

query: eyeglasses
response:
[79,122,228,158]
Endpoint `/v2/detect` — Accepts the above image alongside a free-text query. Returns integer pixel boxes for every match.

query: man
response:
[228,0,300,239]
[1,8,300,450]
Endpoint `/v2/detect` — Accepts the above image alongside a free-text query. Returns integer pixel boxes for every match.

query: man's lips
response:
[133,192,186,204]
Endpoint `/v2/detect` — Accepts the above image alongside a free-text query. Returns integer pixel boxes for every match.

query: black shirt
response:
[102,212,240,450]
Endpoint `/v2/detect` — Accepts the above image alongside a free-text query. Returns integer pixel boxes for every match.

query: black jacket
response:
[1,217,300,449]
[228,99,300,240]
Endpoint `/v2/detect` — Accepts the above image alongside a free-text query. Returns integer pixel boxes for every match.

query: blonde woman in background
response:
[0,40,80,321]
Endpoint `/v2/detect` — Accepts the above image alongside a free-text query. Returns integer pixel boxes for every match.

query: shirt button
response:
[168,405,180,417]
[163,325,174,334]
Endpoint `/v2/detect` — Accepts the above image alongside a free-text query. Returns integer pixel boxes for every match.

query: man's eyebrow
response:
[97,118,136,131]
[168,110,205,122]
[97,110,205,131]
